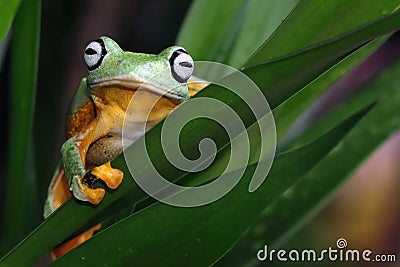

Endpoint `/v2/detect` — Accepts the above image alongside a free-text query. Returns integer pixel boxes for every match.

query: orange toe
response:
[91,162,123,189]
[82,187,105,205]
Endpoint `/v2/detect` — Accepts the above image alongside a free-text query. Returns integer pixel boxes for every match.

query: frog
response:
[43,36,198,219]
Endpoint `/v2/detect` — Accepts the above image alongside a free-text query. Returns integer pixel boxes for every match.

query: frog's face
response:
[83,36,193,101]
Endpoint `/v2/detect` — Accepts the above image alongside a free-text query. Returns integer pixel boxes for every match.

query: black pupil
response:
[179,61,192,68]
[85,47,97,55]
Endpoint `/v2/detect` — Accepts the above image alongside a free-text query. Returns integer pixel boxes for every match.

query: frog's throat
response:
[89,79,189,102]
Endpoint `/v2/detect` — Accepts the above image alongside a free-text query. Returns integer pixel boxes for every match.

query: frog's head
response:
[83,36,194,101]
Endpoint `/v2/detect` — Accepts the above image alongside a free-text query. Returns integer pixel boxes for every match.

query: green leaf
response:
[177,0,299,68]
[273,36,386,142]
[0,0,21,43]
[225,59,400,266]
[287,41,400,149]
[176,0,246,64]
[50,106,368,267]
[245,0,400,66]
[1,0,41,255]
[227,0,299,67]
[245,10,400,109]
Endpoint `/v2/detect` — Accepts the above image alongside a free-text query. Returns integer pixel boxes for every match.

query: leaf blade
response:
[1,0,41,255]
[0,0,21,43]
[245,0,400,66]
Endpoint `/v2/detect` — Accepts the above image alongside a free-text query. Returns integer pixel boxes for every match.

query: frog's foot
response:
[71,175,105,205]
[90,161,123,189]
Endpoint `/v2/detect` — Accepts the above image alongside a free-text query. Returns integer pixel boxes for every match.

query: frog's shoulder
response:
[66,78,96,138]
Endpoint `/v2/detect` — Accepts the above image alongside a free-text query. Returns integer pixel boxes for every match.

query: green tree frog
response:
[44,36,201,219]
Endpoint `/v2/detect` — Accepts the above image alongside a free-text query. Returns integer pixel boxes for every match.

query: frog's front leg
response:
[61,130,106,204]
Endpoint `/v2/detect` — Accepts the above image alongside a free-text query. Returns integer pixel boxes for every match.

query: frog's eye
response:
[84,39,107,71]
[169,49,194,83]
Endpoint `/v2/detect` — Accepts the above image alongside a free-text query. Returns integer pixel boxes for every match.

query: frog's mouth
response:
[89,79,189,102]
